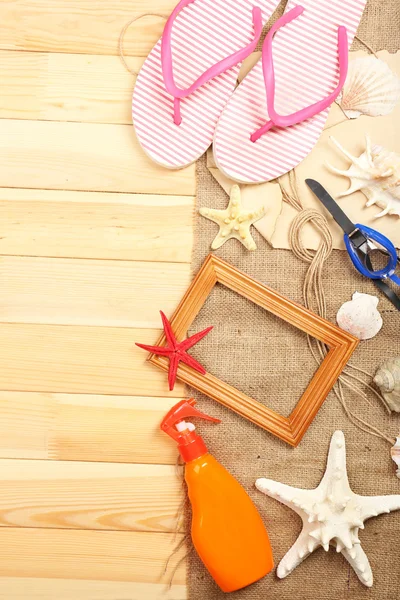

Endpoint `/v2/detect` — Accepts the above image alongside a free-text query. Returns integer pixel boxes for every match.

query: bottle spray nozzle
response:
[160,399,220,462]
[161,398,220,441]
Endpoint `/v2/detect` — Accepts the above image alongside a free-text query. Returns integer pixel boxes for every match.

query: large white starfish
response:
[256,431,400,587]
[199,184,266,250]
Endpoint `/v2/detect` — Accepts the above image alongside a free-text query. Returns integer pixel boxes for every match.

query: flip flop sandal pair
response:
[132,0,366,183]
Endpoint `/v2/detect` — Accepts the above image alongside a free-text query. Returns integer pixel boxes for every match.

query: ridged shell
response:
[327,135,400,218]
[336,292,382,340]
[374,356,400,412]
[336,55,400,119]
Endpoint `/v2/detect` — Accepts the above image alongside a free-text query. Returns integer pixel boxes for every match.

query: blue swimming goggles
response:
[306,179,400,311]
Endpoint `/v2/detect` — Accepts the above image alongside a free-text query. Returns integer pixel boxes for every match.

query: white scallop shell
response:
[327,135,400,218]
[374,356,400,412]
[391,436,400,479]
[336,292,383,340]
[336,55,400,119]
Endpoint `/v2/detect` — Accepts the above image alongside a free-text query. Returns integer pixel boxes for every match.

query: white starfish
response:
[199,184,266,250]
[256,431,400,587]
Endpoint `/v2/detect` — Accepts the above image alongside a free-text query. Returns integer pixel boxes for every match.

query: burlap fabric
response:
[187,2,400,598]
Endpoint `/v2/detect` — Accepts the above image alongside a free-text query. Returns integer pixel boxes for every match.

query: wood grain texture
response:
[0,323,184,396]
[0,120,195,195]
[0,0,198,595]
[0,528,186,584]
[0,460,182,532]
[0,188,194,263]
[0,256,191,328]
[0,51,142,124]
[0,2,173,56]
[0,578,186,600]
[0,392,180,464]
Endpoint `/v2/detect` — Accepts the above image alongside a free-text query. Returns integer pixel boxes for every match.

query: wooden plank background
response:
[0,1,193,597]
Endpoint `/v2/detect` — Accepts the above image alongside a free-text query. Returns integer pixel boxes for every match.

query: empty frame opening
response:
[188,283,318,418]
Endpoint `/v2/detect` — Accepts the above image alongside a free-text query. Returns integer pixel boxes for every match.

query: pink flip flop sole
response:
[132,0,280,169]
[213,0,367,183]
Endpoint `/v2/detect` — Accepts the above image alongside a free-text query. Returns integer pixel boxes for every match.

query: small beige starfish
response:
[199,185,266,250]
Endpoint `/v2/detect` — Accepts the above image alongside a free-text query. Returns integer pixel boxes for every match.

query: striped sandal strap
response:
[251,5,348,143]
[161,0,263,125]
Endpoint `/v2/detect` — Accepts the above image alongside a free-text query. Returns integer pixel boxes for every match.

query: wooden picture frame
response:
[148,255,358,446]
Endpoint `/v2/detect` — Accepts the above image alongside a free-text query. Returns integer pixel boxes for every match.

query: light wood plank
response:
[0,323,185,396]
[0,2,172,56]
[0,256,191,328]
[0,392,180,464]
[0,391,51,460]
[0,460,183,532]
[0,578,186,600]
[0,3,194,595]
[0,528,186,584]
[0,51,142,124]
[0,188,194,263]
[0,120,195,195]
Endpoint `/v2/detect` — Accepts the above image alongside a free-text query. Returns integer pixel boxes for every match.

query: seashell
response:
[336,55,400,119]
[327,135,400,218]
[374,356,400,412]
[391,437,400,479]
[336,292,382,340]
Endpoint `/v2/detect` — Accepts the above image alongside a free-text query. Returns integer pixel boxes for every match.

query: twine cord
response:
[354,34,379,58]
[283,171,395,445]
[163,456,193,589]
[118,13,168,76]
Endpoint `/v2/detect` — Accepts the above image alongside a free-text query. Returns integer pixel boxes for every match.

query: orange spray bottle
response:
[161,399,274,593]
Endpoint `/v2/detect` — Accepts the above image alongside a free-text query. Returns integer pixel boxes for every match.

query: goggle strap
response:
[365,254,400,311]
[372,279,400,311]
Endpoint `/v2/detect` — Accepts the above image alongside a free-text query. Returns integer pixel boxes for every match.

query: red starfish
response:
[136,311,213,391]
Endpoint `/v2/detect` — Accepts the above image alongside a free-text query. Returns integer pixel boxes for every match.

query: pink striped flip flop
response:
[213,0,367,184]
[132,0,281,169]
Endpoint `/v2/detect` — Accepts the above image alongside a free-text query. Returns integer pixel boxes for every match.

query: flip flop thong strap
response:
[251,4,348,142]
[161,0,263,125]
